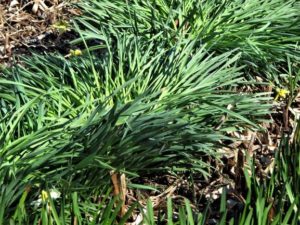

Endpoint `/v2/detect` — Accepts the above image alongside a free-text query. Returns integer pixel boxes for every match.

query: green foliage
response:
[6,138,300,225]
[0,0,299,224]
[223,123,300,225]
[74,0,300,82]
[0,33,270,221]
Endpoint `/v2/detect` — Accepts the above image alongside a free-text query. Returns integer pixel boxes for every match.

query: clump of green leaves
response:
[3,0,300,223]
[0,33,270,221]
[75,0,300,83]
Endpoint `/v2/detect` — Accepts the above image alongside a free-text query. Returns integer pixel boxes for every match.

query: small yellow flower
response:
[274,88,289,101]
[41,190,48,202]
[69,49,82,56]
[51,21,70,33]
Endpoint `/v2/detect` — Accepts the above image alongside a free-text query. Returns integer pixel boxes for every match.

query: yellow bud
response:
[52,21,70,33]
[69,49,82,56]
[274,88,289,101]
[74,49,82,56]
[41,190,48,202]
[277,89,289,98]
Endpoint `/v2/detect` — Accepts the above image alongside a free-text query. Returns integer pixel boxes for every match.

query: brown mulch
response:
[0,0,81,65]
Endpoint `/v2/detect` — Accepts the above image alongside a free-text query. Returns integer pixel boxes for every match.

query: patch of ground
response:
[0,0,80,65]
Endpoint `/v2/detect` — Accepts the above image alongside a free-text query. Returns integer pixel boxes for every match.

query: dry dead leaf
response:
[32,0,49,13]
